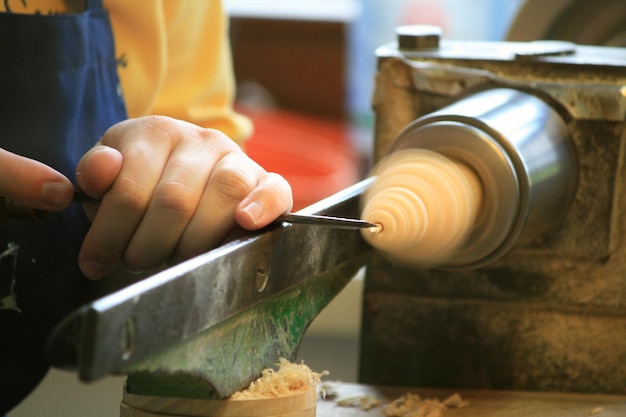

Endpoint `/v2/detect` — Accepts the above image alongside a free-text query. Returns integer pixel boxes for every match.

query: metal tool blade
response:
[278,212,378,230]
[45,178,375,398]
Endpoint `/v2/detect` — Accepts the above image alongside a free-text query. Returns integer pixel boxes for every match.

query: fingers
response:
[236,172,293,229]
[172,152,270,262]
[120,137,222,270]
[76,146,124,221]
[77,116,294,280]
[78,118,175,279]
[0,148,73,211]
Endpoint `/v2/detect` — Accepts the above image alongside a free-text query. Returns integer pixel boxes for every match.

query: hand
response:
[76,116,293,280]
[0,148,74,211]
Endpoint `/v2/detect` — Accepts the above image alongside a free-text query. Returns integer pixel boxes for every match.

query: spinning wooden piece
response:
[361,149,482,266]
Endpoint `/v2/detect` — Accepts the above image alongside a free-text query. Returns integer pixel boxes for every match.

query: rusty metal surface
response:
[372,41,626,161]
[360,254,626,393]
[363,38,626,394]
[45,179,374,398]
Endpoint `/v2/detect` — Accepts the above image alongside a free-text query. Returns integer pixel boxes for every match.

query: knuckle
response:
[213,160,256,203]
[110,175,150,213]
[266,172,292,194]
[215,172,253,203]
[192,123,227,140]
[138,115,178,132]
[253,172,293,211]
[153,181,197,214]
[139,116,228,147]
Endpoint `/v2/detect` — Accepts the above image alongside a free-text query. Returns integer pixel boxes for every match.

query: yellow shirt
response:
[1,0,252,143]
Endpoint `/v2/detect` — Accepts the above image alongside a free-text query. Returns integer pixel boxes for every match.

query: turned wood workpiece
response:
[361,149,481,266]
[316,383,626,417]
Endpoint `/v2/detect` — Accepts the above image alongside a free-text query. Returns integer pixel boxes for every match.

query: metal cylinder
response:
[387,88,578,268]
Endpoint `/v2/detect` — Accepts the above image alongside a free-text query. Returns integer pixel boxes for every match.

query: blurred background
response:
[9,1,535,415]
[230,0,525,212]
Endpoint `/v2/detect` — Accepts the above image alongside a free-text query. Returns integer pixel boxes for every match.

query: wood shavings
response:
[441,393,470,409]
[382,392,469,417]
[230,358,328,399]
[319,383,338,400]
[337,395,382,411]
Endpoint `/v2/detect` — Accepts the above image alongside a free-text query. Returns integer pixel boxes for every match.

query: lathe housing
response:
[359,28,626,393]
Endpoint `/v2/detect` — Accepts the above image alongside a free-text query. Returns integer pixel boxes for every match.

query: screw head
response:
[396,25,442,51]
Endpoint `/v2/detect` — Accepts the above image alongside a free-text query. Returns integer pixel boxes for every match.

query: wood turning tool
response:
[44,179,376,399]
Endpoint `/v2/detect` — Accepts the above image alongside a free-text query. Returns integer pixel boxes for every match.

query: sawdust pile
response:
[382,392,469,417]
[230,358,328,399]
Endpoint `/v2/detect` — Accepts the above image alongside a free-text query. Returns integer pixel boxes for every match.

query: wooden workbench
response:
[316,383,626,416]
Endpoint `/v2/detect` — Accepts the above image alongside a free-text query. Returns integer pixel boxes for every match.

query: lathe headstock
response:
[359,26,626,394]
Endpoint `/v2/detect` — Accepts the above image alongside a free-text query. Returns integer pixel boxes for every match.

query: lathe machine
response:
[41,18,626,417]
[360,24,626,394]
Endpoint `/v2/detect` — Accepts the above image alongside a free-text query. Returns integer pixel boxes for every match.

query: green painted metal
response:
[124,253,368,399]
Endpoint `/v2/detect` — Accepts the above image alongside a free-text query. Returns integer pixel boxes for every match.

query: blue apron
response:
[0,0,127,412]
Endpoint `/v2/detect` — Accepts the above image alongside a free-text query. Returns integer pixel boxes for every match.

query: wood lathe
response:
[40,21,626,417]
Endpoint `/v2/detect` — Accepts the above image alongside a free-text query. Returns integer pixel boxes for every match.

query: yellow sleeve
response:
[0,0,65,13]
[106,1,252,143]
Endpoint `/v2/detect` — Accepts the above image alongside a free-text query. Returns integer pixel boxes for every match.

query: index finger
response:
[0,148,73,210]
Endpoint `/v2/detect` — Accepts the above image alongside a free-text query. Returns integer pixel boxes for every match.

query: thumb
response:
[76,145,123,198]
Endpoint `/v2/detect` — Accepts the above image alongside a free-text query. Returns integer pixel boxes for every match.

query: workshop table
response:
[316,383,626,416]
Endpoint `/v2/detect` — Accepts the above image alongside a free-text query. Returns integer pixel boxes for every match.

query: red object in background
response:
[241,108,360,211]
[401,0,448,30]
